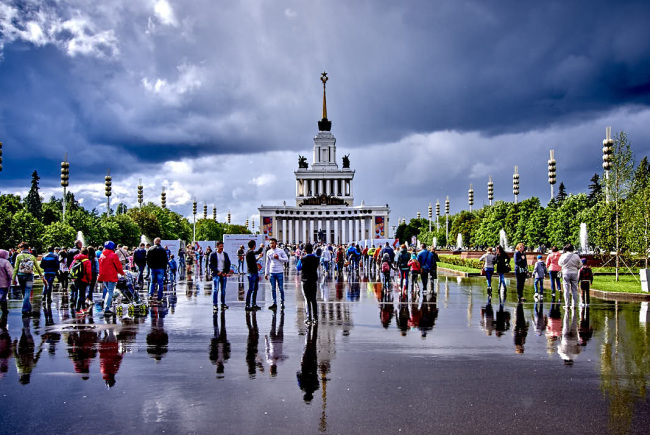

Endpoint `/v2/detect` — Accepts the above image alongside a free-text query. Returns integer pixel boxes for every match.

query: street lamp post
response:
[192,198,197,244]
[161,187,166,209]
[213,206,217,221]
[428,203,432,232]
[137,179,143,208]
[435,200,440,230]
[227,211,231,224]
[548,150,557,200]
[603,126,613,203]
[203,203,207,220]
[104,169,112,216]
[445,196,450,247]
[513,166,519,204]
[468,184,474,212]
[61,153,69,221]
[488,175,494,206]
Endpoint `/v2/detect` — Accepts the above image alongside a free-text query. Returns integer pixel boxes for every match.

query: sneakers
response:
[213,305,219,313]
[221,304,229,310]
[252,305,262,311]
[534,294,539,301]
[104,310,113,316]
[76,310,85,316]
[268,304,277,310]
[245,306,253,312]
[280,302,285,310]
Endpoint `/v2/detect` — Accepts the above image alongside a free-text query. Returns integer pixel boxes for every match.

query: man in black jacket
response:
[299,243,320,324]
[147,238,168,302]
[245,240,264,311]
[133,243,148,285]
[209,241,231,311]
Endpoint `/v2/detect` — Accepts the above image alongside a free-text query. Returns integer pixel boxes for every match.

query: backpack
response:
[381,261,391,273]
[18,256,34,274]
[69,259,88,280]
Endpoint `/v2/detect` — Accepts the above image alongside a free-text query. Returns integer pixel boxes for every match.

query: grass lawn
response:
[592,274,647,293]
[437,262,481,273]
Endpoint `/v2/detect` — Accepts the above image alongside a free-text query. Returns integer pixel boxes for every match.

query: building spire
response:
[318,71,332,131]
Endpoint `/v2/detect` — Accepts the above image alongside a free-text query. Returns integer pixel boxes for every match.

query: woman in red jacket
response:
[70,247,93,315]
[98,241,124,316]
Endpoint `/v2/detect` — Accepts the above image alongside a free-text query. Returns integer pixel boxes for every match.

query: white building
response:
[258,73,390,245]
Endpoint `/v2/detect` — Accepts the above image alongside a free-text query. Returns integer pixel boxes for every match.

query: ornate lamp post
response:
[548,150,557,199]
[445,196,450,246]
[0,141,3,173]
[104,169,112,216]
[213,206,217,221]
[513,166,520,204]
[137,179,143,208]
[161,187,166,209]
[245,218,249,229]
[417,211,421,220]
[227,211,231,224]
[192,198,197,244]
[488,175,494,206]
[468,184,474,212]
[435,200,440,230]
[61,153,69,221]
[428,203,432,232]
[603,126,613,203]
[203,203,207,220]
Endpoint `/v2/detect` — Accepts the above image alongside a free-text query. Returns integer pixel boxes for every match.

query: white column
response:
[326,219,331,244]
[318,180,323,195]
[295,220,300,243]
[287,219,293,244]
[302,219,307,244]
[282,219,287,244]
[325,179,330,195]
[309,220,315,243]
[334,219,339,244]
[361,218,366,244]
[348,219,354,243]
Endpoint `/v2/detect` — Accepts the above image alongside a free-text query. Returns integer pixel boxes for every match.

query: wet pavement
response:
[1,266,649,434]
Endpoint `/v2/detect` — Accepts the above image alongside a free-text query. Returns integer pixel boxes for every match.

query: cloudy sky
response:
[1,0,649,226]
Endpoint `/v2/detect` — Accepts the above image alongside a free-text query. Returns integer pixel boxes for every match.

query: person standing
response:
[533,255,548,300]
[396,244,411,291]
[479,247,497,293]
[0,250,14,315]
[12,242,45,316]
[558,244,582,308]
[514,243,528,302]
[578,258,593,307]
[40,246,59,305]
[70,247,92,315]
[209,241,232,312]
[298,243,320,324]
[147,238,168,303]
[237,245,245,274]
[98,241,124,316]
[133,243,148,286]
[264,238,289,310]
[545,246,562,297]
[495,245,511,292]
[245,240,265,311]
[58,248,70,292]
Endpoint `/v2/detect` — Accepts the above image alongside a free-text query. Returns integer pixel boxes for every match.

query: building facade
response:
[258,73,390,245]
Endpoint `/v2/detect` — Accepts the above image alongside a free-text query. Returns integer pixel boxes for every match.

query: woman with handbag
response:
[514,243,528,302]
[479,247,497,294]
[495,245,510,293]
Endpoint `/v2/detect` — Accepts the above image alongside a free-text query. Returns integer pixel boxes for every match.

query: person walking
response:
[40,246,59,305]
[98,241,124,316]
[133,243,148,286]
[298,243,320,324]
[147,238,168,303]
[559,244,582,308]
[209,241,232,312]
[12,242,45,316]
[479,247,497,294]
[514,243,528,302]
[264,238,289,310]
[495,245,510,292]
[417,244,433,292]
[545,246,562,297]
[70,247,92,315]
[533,255,548,301]
[245,240,265,311]
[578,258,593,307]
[396,244,411,291]
[237,245,245,274]
[0,250,14,316]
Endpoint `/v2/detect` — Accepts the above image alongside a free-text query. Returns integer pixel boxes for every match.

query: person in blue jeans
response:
[168,255,178,284]
[209,241,232,311]
[12,242,46,315]
[245,240,265,311]
[146,238,169,302]
[264,238,289,310]
[40,246,60,305]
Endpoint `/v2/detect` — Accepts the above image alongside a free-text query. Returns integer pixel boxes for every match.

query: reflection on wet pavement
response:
[0,268,648,433]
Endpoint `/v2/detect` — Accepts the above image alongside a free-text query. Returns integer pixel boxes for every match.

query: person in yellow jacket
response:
[12,242,45,316]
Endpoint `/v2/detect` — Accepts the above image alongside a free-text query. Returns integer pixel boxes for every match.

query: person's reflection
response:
[418,292,438,337]
[209,311,230,378]
[480,299,495,336]
[0,320,11,378]
[66,317,98,381]
[546,295,563,354]
[514,302,529,354]
[558,308,580,365]
[379,288,394,329]
[297,323,319,403]
[396,291,410,336]
[100,328,123,388]
[246,311,264,378]
[13,317,42,384]
[168,282,177,314]
[578,306,594,346]
[347,279,360,301]
[495,292,511,337]
[532,299,547,337]
[146,305,168,361]
[408,296,422,331]
[265,310,287,377]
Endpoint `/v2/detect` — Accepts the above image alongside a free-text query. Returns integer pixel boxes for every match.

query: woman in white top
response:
[558,244,582,308]
[479,247,497,293]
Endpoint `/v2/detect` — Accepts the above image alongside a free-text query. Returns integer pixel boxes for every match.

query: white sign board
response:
[641,269,649,292]
[223,234,265,273]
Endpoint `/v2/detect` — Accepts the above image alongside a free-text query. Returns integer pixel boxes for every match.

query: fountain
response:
[457,233,463,250]
[140,234,152,245]
[580,223,588,254]
[433,237,437,248]
[499,229,510,251]
[76,231,85,246]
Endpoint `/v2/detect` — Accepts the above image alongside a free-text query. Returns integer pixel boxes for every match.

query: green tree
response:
[64,208,105,248]
[10,210,45,252]
[449,211,478,248]
[41,221,76,249]
[625,156,650,267]
[0,194,23,249]
[587,173,603,205]
[474,202,510,247]
[42,196,62,225]
[546,194,590,248]
[555,182,567,203]
[128,207,163,241]
[100,215,140,247]
[25,170,43,221]
[195,219,223,242]
[514,198,541,246]
[525,207,549,248]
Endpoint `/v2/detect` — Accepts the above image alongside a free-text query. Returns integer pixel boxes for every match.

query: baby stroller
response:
[115,271,148,317]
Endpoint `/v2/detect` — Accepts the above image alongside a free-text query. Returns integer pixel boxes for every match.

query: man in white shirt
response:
[264,238,289,310]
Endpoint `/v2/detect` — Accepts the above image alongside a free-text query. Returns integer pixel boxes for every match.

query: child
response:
[533,255,547,300]
[381,252,394,288]
[578,258,593,307]
[408,254,421,291]
[168,255,177,284]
